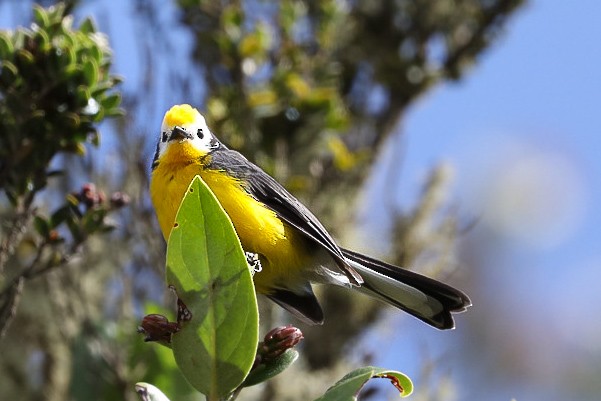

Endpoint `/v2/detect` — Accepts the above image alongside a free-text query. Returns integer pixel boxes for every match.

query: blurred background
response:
[1,1,599,400]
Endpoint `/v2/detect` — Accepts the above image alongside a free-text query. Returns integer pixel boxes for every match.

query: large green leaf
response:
[166,176,259,399]
[314,366,413,401]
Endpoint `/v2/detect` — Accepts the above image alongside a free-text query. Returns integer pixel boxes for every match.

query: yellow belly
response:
[150,159,310,294]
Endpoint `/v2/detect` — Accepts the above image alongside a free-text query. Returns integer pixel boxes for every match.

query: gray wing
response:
[207,147,363,285]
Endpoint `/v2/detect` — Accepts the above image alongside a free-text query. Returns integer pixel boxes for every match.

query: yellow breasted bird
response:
[150,104,471,329]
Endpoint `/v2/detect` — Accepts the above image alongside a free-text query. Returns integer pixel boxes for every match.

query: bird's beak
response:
[169,126,193,141]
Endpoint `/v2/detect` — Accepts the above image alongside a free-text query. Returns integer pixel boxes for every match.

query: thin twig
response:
[0,237,79,338]
[0,237,47,337]
[0,238,48,296]
[0,208,33,275]
[0,276,24,338]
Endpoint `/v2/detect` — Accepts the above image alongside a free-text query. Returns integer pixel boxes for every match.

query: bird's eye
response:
[196,128,204,139]
[161,132,168,143]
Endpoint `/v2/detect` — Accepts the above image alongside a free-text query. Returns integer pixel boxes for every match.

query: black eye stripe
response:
[197,128,204,139]
[161,131,168,142]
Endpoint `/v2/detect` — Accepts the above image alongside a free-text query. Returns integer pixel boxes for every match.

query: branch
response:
[0,203,34,275]
[0,237,79,338]
[443,0,525,78]
[0,276,23,338]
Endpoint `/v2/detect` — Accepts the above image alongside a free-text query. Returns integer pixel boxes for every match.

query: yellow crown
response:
[163,104,199,127]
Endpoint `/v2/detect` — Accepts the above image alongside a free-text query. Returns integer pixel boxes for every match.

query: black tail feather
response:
[342,248,471,329]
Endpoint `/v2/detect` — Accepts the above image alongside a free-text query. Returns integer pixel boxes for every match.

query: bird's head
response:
[153,104,219,166]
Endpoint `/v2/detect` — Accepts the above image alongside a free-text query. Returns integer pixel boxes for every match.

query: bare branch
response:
[0,276,24,338]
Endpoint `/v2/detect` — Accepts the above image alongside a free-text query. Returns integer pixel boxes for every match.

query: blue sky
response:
[365,0,600,252]
[359,2,601,400]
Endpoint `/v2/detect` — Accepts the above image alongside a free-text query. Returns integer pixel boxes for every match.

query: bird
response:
[150,104,471,329]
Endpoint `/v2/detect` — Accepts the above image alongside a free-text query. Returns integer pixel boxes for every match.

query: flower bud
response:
[137,314,180,344]
[110,191,131,208]
[259,325,303,361]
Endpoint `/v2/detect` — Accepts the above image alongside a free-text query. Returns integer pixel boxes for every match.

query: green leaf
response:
[79,17,97,35]
[33,216,50,238]
[166,176,259,399]
[242,349,299,387]
[83,58,99,85]
[0,33,14,59]
[32,4,50,28]
[101,93,122,111]
[76,85,92,107]
[16,49,34,65]
[314,367,413,401]
[51,205,73,228]
[82,208,107,233]
[33,28,51,52]
[0,61,18,86]
[89,130,100,146]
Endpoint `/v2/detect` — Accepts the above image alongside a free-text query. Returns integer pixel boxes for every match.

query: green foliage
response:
[242,349,299,388]
[33,184,123,244]
[0,2,122,200]
[166,176,259,399]
[140,364,414,401]
[179,0,353,169]
[315,367,413,400]
[177,0,524,190]
[0,3,125,342]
